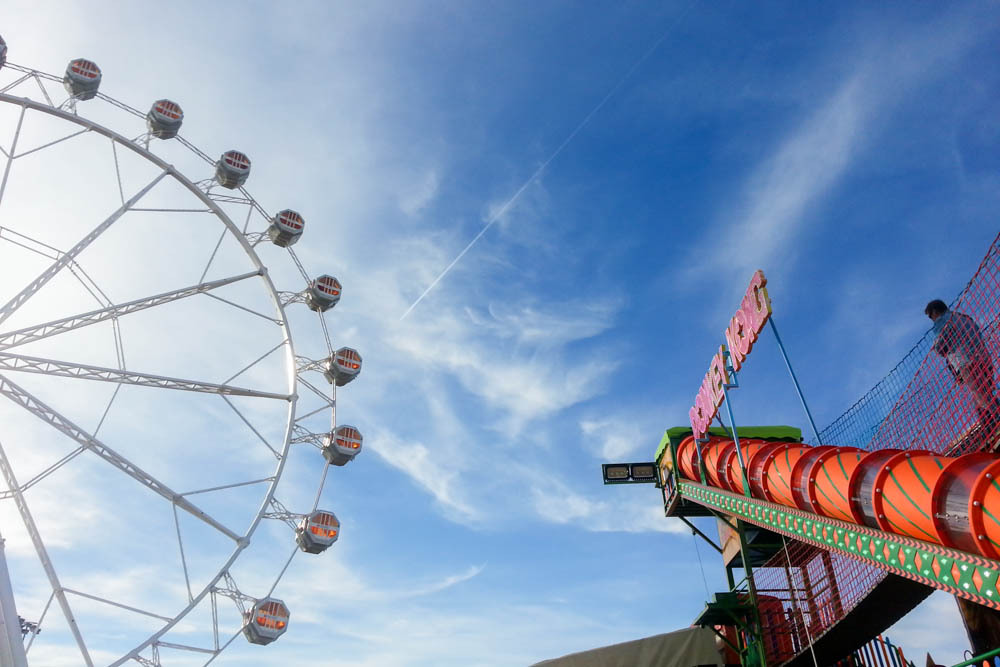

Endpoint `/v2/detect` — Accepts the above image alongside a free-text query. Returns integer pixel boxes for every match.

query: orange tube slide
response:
[675,435,1000,560]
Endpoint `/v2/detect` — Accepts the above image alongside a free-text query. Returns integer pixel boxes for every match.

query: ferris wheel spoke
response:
[0,352,293,400]
[0,373,243,543]
[0,442,94,666]
[0,105,25,211]
[62,588,173,622]
[202,291,283,324]
[0,72,33,95]
[0,169,170,328]
[0,444,85,500]
[202,629,242,666]
[12,127,90,160]
[0,226,117,319]
[219,395,282,460]
[0,269,263,350]
[294,404,330,423]
[298,376,334,407]
[154,641,217,656]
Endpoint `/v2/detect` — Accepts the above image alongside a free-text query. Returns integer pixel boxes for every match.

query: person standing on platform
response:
[926,299,1000,436]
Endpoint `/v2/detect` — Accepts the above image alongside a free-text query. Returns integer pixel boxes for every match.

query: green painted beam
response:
[677,480,1000,610]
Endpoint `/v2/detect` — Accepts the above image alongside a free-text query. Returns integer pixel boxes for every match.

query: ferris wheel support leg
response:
[0,532,28,667]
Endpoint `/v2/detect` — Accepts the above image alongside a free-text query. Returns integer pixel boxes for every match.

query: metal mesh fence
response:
[753,540,886,664]
[818,231,1000,455]
[753,232,1000,663]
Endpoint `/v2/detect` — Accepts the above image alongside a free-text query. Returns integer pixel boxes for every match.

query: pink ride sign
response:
[688,270,772,439]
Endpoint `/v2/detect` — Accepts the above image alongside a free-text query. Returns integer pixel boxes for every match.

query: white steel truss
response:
[0,170,169,327]
[0,373,242,543]
[0,442,93,666]
[290,425,326,450]
[0,269,263,351]
[0,352,293,400]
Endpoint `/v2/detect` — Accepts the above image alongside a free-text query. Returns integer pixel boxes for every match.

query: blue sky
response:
[1,1,1000,664]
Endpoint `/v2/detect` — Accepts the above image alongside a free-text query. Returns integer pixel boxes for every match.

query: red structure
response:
[660,232,1000,664]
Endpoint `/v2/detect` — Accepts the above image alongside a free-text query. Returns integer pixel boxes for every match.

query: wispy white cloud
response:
[705,75,866,280]
[398,168,440,217]
[370,428,481,522]
[689,10,989,287]
[579,417,645,461]
[529,481,685,534]
[471,299,621,348]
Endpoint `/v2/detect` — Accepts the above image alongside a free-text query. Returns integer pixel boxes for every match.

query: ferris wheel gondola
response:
[62,58,101,100]
[0,35,365,665]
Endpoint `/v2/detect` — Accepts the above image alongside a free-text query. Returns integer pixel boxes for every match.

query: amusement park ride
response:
[606,240,1000,665]
[0,36,366,665]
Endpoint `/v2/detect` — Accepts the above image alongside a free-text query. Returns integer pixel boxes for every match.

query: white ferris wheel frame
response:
[0,61,345,666]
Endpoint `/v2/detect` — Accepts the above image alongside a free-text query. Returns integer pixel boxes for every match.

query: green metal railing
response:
[950,646,1000,667]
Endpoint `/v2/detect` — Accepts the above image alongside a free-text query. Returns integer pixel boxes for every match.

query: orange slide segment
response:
[675,435,1000,560]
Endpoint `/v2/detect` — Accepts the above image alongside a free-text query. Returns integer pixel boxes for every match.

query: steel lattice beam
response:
[0,444,93,666]
[0,170,169,327]
[0,269,263,351]
[0,373,241,542]
[0,352,292,400]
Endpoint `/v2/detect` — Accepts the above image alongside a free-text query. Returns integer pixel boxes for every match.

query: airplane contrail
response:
[400,5,693,321]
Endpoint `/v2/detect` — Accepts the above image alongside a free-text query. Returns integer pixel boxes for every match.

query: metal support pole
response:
[735,519,768,666]
[768,317,821,443]
[694,437,708,484]
[678,516,723,554]
[0,533,29,667]
[721,383,752,498]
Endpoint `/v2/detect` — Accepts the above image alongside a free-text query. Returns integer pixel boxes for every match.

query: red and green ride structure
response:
[644,233,1000,666]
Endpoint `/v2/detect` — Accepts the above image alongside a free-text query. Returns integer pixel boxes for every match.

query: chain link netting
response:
[819,231,1000,455]
[752,232,1000,663]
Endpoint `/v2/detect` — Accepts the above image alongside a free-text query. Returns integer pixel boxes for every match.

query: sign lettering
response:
[689,270,772,439]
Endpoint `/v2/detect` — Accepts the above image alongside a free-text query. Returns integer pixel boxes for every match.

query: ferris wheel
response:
[0,36,363,666]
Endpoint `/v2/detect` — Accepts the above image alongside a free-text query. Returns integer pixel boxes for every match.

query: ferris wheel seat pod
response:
[323,424,363,466]
[62,58,102,100]
[296,509,340,554]
[323,347,362,386]
[0,35,7,68]
[214,150,251,189]
[146,99,184,139]
[267,209,304,247]
[242,598,290,645]
[305,274,341,312]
